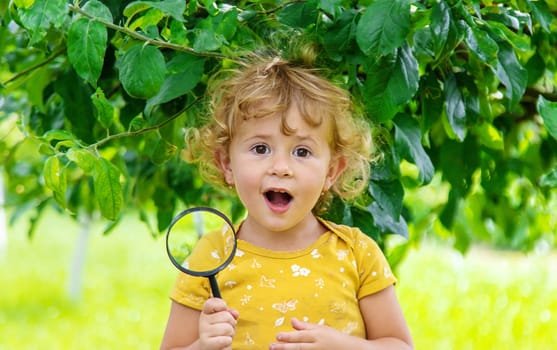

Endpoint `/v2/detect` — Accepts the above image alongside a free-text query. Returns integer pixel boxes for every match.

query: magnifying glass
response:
[165,207,237,298]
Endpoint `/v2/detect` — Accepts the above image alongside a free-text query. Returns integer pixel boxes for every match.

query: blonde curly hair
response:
[184,55,374,213]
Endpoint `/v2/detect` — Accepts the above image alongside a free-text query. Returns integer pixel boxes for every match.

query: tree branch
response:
[262,0,306,14]
[2,47,66,86]
[87,96,202,150]
[68,4,227,59]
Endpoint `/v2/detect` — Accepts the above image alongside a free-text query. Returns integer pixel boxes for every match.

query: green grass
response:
[1,210,556,349]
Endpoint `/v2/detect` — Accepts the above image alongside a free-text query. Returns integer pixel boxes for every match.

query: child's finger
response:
[290,317,317,331]
[202,297,229,314]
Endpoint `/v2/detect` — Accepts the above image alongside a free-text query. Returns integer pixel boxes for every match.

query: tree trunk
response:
[67,213,91,301]
[0,170,7,257]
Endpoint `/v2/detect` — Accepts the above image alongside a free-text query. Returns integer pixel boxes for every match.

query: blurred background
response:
[2,0,557,349]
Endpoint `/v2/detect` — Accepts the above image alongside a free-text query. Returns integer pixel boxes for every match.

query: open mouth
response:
[264,190,293,207]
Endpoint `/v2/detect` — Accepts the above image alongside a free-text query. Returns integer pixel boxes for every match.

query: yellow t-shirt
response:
[170,218,396,349]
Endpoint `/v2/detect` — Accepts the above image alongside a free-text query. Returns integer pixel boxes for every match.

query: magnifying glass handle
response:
[209,275,222,298]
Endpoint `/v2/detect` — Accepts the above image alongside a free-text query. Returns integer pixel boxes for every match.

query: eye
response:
[251,144,270,154]
[293,147,311,158]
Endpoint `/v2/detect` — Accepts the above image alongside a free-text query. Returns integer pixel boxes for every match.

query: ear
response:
[215,149,234,185]
[324,156,347,191]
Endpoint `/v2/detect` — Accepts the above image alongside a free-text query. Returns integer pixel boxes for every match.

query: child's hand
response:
[199,298,239,350]
[270,318,349,350]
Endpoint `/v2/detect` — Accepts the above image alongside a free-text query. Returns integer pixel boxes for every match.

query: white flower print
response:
[224,281,237,288]
[330,301,346,313]
[291,264,311,277]
[260,275,276,288]
[311,249,321,258]
[357,239,368,249]
[336,249,348,261]
[275,317,285,327]
[211,250,221,260]
[251,258,262,268]
[240,294,251,305]
[185,293,206,306]
[343,322,358,334]
[315,278,325,289]
[272,299,298,314]
[244,332,255,345]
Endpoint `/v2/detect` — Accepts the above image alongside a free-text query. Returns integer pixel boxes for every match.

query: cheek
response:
[229,165,256,187]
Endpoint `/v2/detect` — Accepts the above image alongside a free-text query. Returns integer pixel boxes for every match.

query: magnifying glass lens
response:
[166,208,237,284]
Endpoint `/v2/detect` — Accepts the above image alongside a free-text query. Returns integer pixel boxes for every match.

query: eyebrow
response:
[244,132,319,144]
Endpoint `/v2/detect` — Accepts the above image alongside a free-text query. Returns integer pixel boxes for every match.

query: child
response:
[160,54,413,350]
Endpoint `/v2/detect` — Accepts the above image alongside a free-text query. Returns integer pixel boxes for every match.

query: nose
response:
[269,153,293,177]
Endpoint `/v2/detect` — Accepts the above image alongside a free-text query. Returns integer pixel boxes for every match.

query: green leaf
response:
[277,1,319,28]
[356,0,411,57]
[124,0,186,22]
[321,9,358,59]
[540,168,557,187]
[444,72,467,141]
[525,52,546,85]
[464,25,499,67]
[146,135,178,165]
[66,148,97,174]
[27,200,49,239]
[129,115,146,131]
[369,179,404,219]
[430,0,450,58]
[119,44,166,99]
[93,158,123,221]
[317,0,342,18]
[42,129,76,142]
[476,123,504,150]
[217,7,239,41]
[67,16,107,85]
[386,241,409,270]
[54,69,96,143]
[153,185,176,232]
[537,95,557,141]
[43,156,67,208]
[91,88,114,128]
[370,146,401,181]
[493,42,528,109]
[192,27,225,52]
[129,9,165,33]
[82,0,113,21]
[440,188,460,230]
[393,114,434,184]
[362,44,419,122]
[17,0,67,45]
[487,20,531,52]
[439,138,479,195]
[191,9,238,52]
[199,0,217,16]
[527,0,553,33]
[350,206,382,243]
[419,72,444,132]
[367,202,409,238]
[145,54,205,115]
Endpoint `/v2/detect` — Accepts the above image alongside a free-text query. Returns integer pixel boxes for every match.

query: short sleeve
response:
[170,272,211,311]
[354,231,397,299]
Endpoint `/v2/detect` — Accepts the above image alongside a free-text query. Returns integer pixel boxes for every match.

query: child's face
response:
[219,103,346,233]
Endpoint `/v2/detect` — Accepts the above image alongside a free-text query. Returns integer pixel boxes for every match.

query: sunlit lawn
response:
[1,210,556,349]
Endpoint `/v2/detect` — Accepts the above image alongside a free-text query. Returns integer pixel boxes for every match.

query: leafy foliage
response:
[1,0,557,257]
